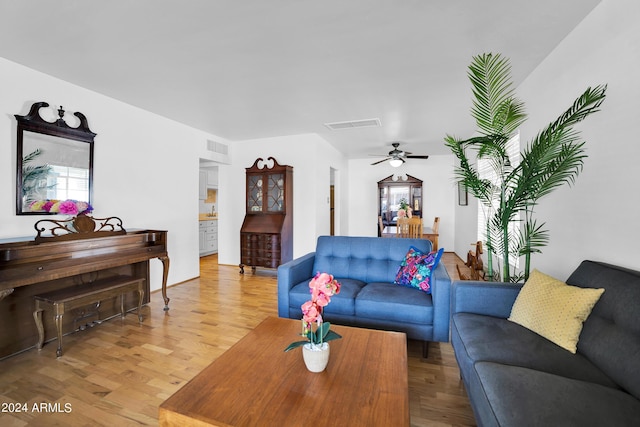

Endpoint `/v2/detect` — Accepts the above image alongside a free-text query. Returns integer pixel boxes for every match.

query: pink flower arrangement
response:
[302,272,341,325]
[284,272,343,352]
[58,200,79,215]
[29,199,93,215]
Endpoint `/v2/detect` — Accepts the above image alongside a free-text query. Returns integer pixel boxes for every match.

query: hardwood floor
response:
[0,252,476,427]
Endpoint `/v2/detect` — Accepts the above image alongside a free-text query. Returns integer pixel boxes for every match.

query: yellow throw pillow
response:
[508,269,604,353]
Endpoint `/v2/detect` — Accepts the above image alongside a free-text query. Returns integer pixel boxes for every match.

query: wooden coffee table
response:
[159,316,409,426]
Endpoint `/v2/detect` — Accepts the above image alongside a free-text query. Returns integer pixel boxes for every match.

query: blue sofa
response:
[277,236,451,356]
[451,260,640,426]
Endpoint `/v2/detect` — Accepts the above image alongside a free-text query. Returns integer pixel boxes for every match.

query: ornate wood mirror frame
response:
[15,102,96,215]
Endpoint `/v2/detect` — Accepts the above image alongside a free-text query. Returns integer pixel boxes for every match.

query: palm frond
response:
[21,149,53,198]
[517,85,607,204]
[22,148,43,163]
[542,85,607,139]
[487,213,517,256]
[515,219,550,257]
[445,134,495,204]
[476,134,508,160]
[469,54,511,124]
[496,98,527,136]
[468,53,526,136]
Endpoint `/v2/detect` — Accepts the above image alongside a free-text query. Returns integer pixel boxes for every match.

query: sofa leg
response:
[422,341,429,358]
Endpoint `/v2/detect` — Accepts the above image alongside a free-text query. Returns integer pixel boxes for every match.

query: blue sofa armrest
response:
[277,252,316,317]
[431,263,452,342]
[451,281,523,319]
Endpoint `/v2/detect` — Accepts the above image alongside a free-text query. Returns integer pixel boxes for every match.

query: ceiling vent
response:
[207,139,228,155]
[324,118,381,131]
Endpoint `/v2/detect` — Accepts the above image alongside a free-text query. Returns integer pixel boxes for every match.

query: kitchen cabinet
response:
[199,169,218,200]
[206,169,218,187]
[199,220,218,256]
[199,171,208,200]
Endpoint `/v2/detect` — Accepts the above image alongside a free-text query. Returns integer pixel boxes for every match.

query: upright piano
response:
[0,216,169,359]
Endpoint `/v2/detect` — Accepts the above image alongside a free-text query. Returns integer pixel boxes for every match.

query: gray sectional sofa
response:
[451,260,640,426]
[277,236,451,356]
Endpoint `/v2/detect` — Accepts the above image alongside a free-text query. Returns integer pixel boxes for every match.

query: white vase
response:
[302,342,330,373]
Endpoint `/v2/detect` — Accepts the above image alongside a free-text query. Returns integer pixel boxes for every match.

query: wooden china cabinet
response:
[239,157,293,274]
[378,174,423,229]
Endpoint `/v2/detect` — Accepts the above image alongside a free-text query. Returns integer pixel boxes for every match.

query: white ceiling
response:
[0,1,601,159]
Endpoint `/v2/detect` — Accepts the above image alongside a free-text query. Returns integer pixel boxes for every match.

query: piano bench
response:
[33,276,145,357]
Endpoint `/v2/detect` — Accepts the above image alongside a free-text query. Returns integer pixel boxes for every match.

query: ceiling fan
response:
[370,142,429,167]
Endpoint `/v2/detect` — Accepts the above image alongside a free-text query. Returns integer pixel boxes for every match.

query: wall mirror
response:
[15,102,96,215]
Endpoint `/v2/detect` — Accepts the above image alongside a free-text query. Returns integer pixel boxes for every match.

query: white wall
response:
[346,155,457,251]
[0,57,223,292]
[216,133,347,265]
[453,186,479,260]
[514,0,640,278]
[451,0,640,280]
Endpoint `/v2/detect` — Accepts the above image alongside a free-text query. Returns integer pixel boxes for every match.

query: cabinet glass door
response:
[267,173,284,212]
[389,186,409,221]
[412,187,422,214]
[247,175,263,212]
[379,187,388,223]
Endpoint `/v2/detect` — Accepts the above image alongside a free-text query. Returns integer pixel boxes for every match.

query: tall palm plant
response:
[22,148,53,205]
[445,53,606,282]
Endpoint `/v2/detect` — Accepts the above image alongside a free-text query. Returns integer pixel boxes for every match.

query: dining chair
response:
[378,216,386,237]
[396,217,410,237]
[407,216,423,238]
[431,217,440,250]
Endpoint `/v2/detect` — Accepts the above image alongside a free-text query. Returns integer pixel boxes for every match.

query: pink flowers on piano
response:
[29,199,93,215]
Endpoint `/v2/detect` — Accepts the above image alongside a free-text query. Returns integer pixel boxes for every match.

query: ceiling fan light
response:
[389,158,403,168]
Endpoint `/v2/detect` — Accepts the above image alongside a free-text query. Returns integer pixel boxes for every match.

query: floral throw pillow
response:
[394,247,444,294]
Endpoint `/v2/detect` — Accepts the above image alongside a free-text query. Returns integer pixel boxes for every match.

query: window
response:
[389,186,409,213]
[46,165,90,201]
[477,132,521,268]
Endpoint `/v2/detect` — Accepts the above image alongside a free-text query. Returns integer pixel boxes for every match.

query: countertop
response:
[199,214,218,221]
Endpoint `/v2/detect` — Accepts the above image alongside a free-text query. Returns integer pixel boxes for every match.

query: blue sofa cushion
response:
[289,278,366,316]
[475,362,640,427]
[355,282,433,324]
[566,261,640,401]
[452,312,618,389]
[312,236,432,284]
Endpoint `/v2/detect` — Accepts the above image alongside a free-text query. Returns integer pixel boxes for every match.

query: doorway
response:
[330,185,335,236]
[199,160,220,261]
[330,167,339,236]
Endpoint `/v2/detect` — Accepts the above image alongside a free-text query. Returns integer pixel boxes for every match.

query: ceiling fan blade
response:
[370,157,391,165]
[406,155,429,159]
